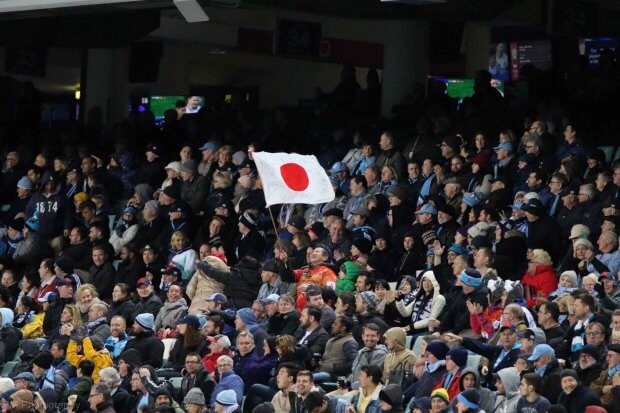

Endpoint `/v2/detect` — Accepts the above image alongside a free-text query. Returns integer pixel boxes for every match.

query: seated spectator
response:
[353,291,389,343]
[67,336,113,383]
[104,315,129,361]
[313,315,358,383]
[107,283,136,324]
[521,249,557,308]
[257,260,296,300]
[306,286,336,331]
[211,355,244,405]
[131,278,164,322]
[168,316,207,371]
[69,359,95,398]
[109,206,139,256]
[154,282,188,335]
[167,230,197,282]
[122,313,164,368]
[294,306,329,366]
[492,367,521,413]
[202,334,233,373]
[303,391,351,413]
[180,352,216,405]
[516,373,551,413]
[350,365,384,412]
[265,295,299,336]
[395,271,445,336]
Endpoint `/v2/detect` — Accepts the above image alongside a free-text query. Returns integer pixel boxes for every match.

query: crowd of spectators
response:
[0,66,618,413]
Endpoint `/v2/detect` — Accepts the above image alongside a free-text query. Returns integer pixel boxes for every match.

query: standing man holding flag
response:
[253,152,338,312]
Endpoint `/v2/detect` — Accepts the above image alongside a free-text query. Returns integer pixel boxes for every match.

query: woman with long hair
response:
[167,231,197,282]
[275,335,306,369]
[395,272,445,336]
[168,315,207,371]
[75,284,101,322]
[108,283,136,323]
[15,271,40,311]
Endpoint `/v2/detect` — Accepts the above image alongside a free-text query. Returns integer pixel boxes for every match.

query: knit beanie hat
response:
[460,268,483,287]
[215,389,238,406]
[457,388,480,410]
[470,235,492,250]
[144,200,160,216]
[467,222,491,238]
[135,313,155,330]
[359,291,378,313]
[252,403,275,413]
[463,192,484,207]
[352,237,373,255]
[431,388,450,404]
[239,211,258,230]
[237,308,258,327]
[183,388,206,406]
[426,341,449,360]
[447,347,469,368]
[32,351,54,370]
[561,369,579,381]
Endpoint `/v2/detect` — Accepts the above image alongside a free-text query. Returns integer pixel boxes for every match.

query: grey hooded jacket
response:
[492,367,521,413]
[349,344,388,389]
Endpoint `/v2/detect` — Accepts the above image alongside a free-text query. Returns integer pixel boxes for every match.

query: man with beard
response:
[435,204,458,248]
[576,345,604,386]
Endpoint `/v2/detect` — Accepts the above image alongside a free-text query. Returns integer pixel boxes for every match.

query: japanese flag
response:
[253,152,336,207]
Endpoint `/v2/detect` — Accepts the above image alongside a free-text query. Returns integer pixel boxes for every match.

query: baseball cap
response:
[498,324,516,333]
[415,204,438,215]
[260,294,280,305]
[493,142,514,153]
[57,277,76,288]
[198,141,218,151]
[161,266,182,279]
[136,278,152,287]
[329,162,348,174]
[207,334,231,348]
[206,293,228,305]
[528,344,555,361]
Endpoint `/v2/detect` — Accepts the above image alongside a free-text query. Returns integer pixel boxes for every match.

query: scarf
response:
[425,359,445,373]
[87,316,108,332]
[418,173,436,206]
[114,217,137,237]
[493,342,521,370]
[571,313,595,353]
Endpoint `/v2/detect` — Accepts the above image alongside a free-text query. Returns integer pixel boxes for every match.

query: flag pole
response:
[255,164,288,269]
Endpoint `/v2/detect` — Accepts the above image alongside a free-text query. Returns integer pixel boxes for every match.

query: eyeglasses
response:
[185,360,200,364]
[217,363,231,368]
[88,394,101,399]
[586,331,604,336]
[549,181,561,184]
[526,145,536,148]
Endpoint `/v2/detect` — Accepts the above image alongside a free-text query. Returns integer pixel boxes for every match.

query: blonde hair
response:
[62,304,83,328]
[170,231,189,250]
[582,274,599,287]
[555,294,574,313]
[213,171,233,189]
[75,284,98,304]
[611,330,620,345]
[530,249,552,266]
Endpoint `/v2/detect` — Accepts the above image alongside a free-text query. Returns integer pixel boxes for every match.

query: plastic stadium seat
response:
[466,354,482,369]
[161,338,177,367]
[405,335,413,350]
[169,376,183,390]
[108,215,116,234]
[412,336,424,357]
[0,205,9,212]
[112,260,121,270]
[0,361,17,377]
[598,146,616,164]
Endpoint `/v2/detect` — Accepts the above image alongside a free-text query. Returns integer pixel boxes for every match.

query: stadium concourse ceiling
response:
[0,0,526,21]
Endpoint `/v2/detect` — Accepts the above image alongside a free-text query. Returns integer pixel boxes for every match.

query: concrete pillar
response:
[464,22,491,77]
[381,20,429,118]
[84,48,130,123]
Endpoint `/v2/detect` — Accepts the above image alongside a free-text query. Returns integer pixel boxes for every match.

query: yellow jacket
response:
[67,337,113,382]
[21,313,45,339]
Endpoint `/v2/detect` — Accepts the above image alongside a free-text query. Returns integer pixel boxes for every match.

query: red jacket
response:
[435,369,462,400]
[34,277,58,305]
[521,264,557,308]
[201,350,232,374]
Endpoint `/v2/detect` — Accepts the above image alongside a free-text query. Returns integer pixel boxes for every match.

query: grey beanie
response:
[359,291,378,312]
[134,183,154,204]
[183,388,206,406]
[144,200,160,215]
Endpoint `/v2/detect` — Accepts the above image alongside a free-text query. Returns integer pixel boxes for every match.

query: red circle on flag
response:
[280,163,309,191]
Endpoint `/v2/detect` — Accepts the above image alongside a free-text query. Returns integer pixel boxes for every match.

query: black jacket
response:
[539,359,563,404]
[352,312,389,345]
[179,365,216,403]
[461,337,522,385]
[61,242,92,271]
[294,326,330,365]
[526,215,562,264]
[111,386,131,413]
[557,384,601,413]
[107,297,136,324]
[195,259,262,310]
[89,261,116,300]
[122,330,164,368]
[233,229,266,263]
[0,325,21,363]
[130,294,163,324]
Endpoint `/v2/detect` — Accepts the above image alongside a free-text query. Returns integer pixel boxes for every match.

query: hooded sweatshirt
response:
[492,367,521,413]
[395,271,445,331]
[450,367,495,413]
[381,327,416,384]
[379,384,404,413]
[0,307,19,362]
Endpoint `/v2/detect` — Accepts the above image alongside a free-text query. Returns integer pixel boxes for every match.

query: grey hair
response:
[98,367,121,388]
[92,383,111,400]
[217,355,234,366]
[579,183,596,199]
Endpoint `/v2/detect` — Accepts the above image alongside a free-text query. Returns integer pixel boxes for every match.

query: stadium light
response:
[0,0,145,13]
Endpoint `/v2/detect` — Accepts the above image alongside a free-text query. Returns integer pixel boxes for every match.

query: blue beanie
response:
[463,192,484,207]
[460,268,482,287]
[448,245,468,256]
[17,177,33,190]
[457,389,480,410]
[25,212,40,232]
[135,313,154,330]
[237,308,258,327]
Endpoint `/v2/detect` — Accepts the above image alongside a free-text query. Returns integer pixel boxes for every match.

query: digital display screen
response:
[579,37,618,68]
[430,77,505,99]
[148,96,205,121]
[509,40,552,81]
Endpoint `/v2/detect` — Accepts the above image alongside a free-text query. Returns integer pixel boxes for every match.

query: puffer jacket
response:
[168,247,197,281]
[395,271,446,331]
[521,264,558,308]
[492,367,521,413]
[154,298,188,331]
[382,327,416,385]
[186,255,227,315]
[67,337,114,382]
[195,257,261,310]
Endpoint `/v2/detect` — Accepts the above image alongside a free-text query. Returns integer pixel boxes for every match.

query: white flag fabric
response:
[253,152,335,207]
